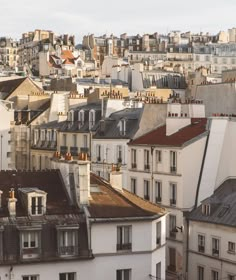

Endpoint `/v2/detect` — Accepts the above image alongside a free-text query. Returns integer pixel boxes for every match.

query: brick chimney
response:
[7,188,17,217]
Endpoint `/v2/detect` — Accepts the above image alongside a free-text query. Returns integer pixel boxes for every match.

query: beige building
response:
[0,37,18,68]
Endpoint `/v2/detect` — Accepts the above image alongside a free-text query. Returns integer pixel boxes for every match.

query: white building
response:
[127,101,207,278]
[0,100,14,169]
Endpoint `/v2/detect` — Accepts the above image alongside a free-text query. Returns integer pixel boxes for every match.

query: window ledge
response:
[227,250,236,255]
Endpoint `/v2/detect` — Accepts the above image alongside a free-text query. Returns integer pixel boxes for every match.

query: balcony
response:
[58,245,78,256]
[212,249,219,257]
[70,146,78,156]
[60,146,68,155]
[21,247,40,259]
[170,199,176,206]
[131,163,137,169]
[156,197,162,203]
[170,166,177,173]
[198,245,205,253]
[116,243,132,251]
[144,164,150,171]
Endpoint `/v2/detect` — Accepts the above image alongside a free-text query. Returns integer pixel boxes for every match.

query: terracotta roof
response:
[0,170,78,217]
[88,173,166,219]
[61,50,76,65]
[129,118,208,147]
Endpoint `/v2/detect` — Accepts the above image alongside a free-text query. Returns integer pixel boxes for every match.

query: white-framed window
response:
[131,149,137,169]
[72,134,77,147]
[78,110,84,126]
[169,215,176,238]
[89,110,95,129]
[83,135,88,148]
[116,269,131,280]
[120,119,126,136]
[170,182,177,205]
[31,196,43,215]
[156,150,162,164]
[228,274,235,280]
[144,149,150,171]
[198,234,205,253]
[131,178,136,194]
[62,134,67,146]
[117,145,122,163]
[144,180,150,200]
[22,275,39,280]
[22,231,39,249]
[170,151,177,173]
[202,204,211,215]
[197,266,204,280]
[41,130,45,141]
[156,221,161,246]
[59,272,76,280]
[96,144,101,161]
[58,230,77,256]
[211,270,219,280]
[155,181,162,203]
[156,262,161,280]
[212,237,220,256]
[68,111,74,122]
[117,226,132,251]
[228,241,235,254]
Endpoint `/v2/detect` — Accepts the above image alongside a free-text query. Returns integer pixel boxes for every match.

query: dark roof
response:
[129,118,207,147]
[94,108,143,139]
[0,78,27,99]
[88,173,166,219]
[188,179,236,227]
[0,169,77,217]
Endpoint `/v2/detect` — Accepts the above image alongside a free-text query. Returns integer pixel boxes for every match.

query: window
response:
[211,270,219,280]
[83,135,88,148]
[169,215,176,238]
[22,276,39,280]
[170,151,177,173]
[116,269,131,280]
[89,110,95,129]
[117,226,132,251]
[197,266,204,280]
[96,144,101,161]
[58,230,77,256]
[117,145,122,163]
[120,119,126,136]
[22,232,38,249]
[131,149,137,169]
[59,273,76,280]
[156,262,161,280]
[78,110,84,126]
[131,178,136,194]
[144,149,150,171]
[198,235,205,253]
[170,183,177,205]
[155,181,162,203]
[63,134,67,146]
[31,196,43,215]
[212,238,220,256]
[144,180,150,200]
[228,274,235,280]
[156,150,162,167]
[228,241,235,254]
[202,204,211,215]
[72,134,77,147]
[156,221,161,246]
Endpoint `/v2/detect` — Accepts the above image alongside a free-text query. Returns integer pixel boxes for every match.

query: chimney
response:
[78,160,90,205]
[109,168,123,192]
[58,112,67,122]
[7,188,17,217]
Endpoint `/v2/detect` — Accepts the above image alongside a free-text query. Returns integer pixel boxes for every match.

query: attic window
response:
[202,204,210,216]
[89,110,95,129]
[120,119,126,136]
[78,110,84,126]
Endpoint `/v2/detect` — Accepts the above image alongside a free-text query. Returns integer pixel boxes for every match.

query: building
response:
[0,155,167,280]
[187,179,236,280]
[127,101,207,279]
[0,37,18,69]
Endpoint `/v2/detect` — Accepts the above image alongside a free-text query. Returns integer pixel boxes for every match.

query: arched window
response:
[78,110,85,127]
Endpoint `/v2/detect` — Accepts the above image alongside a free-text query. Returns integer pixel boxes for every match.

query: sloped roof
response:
[0,77,27,99]
[188,179,236,227]
[129,118,207,147]
[88,173,166,219]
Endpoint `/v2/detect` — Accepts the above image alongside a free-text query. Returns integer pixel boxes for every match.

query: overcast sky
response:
[1,0,236,43]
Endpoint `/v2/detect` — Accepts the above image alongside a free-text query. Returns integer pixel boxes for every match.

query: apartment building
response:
[0,37,18,68]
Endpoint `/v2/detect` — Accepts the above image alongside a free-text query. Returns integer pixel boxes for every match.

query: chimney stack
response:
[110,168,123,192]
[78,161,90,205]
[7,188,17,217]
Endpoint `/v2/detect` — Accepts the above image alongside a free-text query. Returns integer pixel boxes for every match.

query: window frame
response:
[117,225,132,251]
[155,181,162,203]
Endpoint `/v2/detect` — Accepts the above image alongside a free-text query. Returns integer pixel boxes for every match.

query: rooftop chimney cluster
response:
[101,91,123,99]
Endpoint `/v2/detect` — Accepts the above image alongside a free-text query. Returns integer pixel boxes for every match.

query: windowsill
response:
[227,250,236,255]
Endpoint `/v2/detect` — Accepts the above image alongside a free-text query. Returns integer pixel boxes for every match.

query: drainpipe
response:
[151,146,154,202]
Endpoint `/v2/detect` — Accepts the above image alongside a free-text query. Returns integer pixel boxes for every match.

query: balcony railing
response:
[58,245,78,256]
[60,146,68,155]
[131,163,137,169]
[144,164,150,171]
[170,166,177,173]
[70,146,78,156]
[116,243,132,251]
[156,197,162,203]
[198,245,205,253]
[80,147,89,154]
[212,249,219,256]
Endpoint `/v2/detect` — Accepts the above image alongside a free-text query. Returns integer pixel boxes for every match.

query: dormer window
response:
[202,204,211,216]
[19,188,47,216]
[78,110,84,127]
[68,110,74,122]
[119,119,126,136]
[89,110,95,129]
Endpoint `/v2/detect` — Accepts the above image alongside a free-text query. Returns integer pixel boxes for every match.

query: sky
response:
[1,0,236,44]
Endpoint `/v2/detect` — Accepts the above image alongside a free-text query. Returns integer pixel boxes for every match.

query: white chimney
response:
[110,171,123,192]
[78,160,90,205]
[58,112,68,122]
[7,188,17,217]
